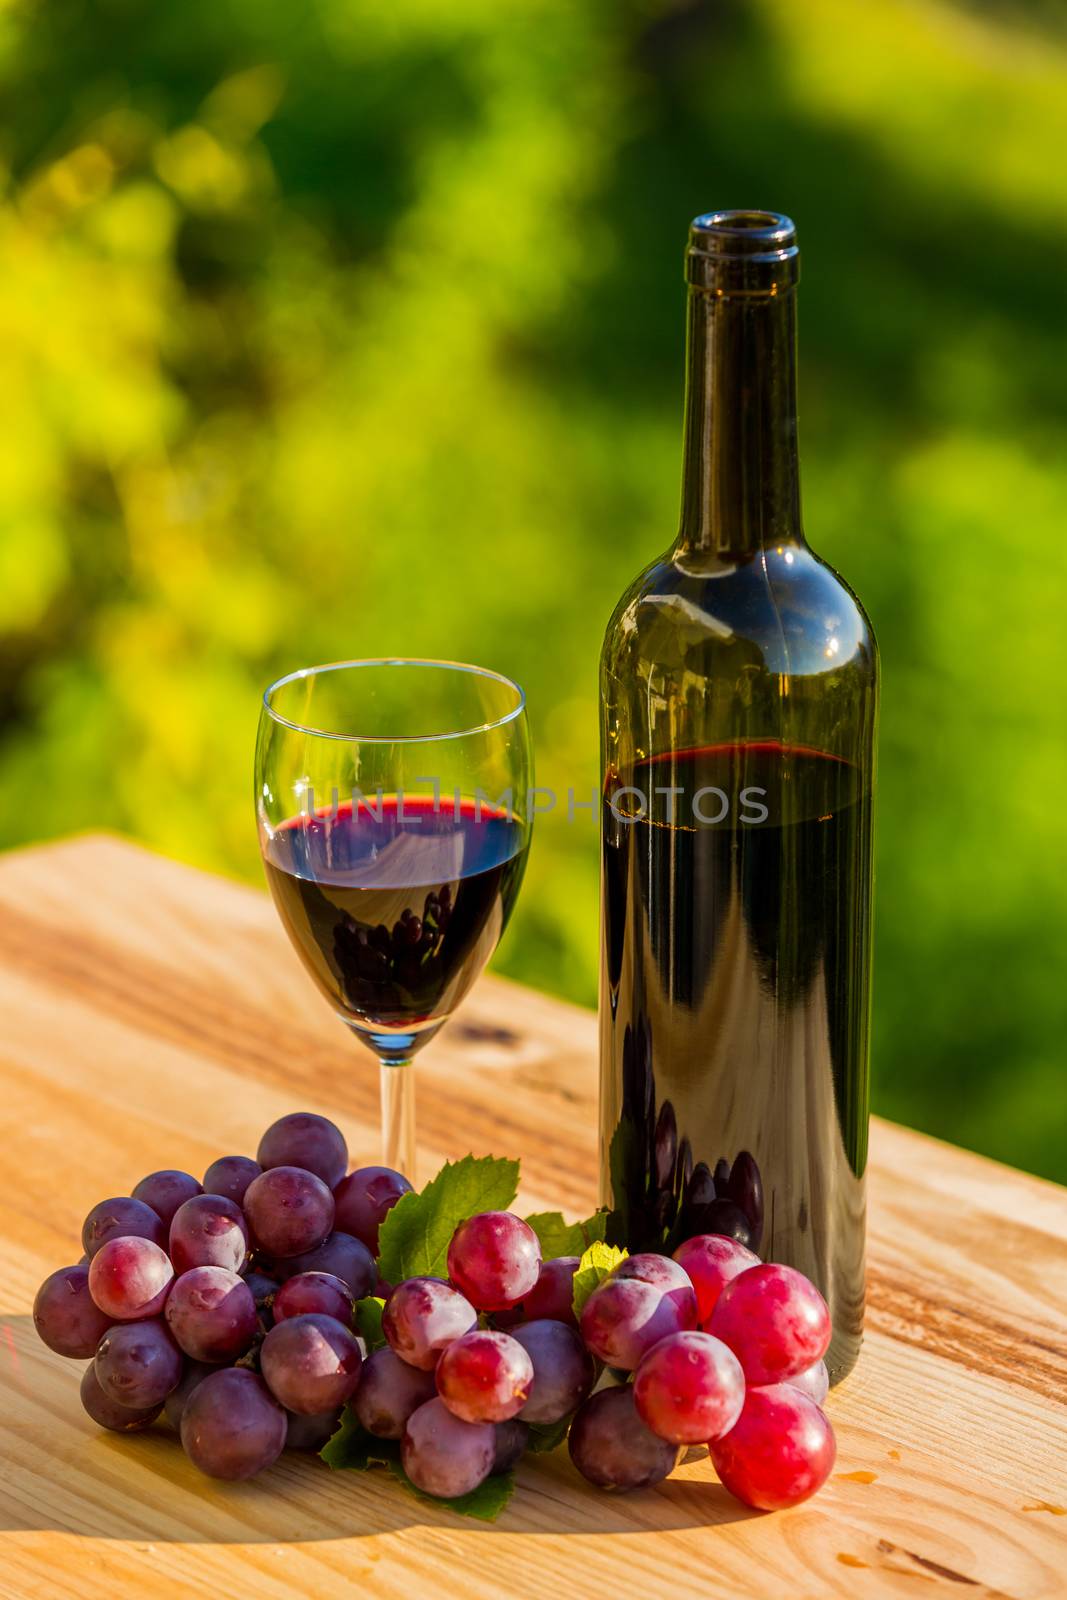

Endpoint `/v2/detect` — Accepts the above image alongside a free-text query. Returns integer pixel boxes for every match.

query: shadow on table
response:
[2,1317,757,1543]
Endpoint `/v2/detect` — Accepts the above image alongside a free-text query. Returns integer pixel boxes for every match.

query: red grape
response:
[709,1383,836,1510]
[673,1234,760,1324]
[353,1347,437,1438]
[80,1363,161,1432]
[164,1266,258,1361]
[633,1330,745,1444]
[131,1170,202,1229]
[257,1113,348,1189]
[401,1397,495,1498]
[260,1312,363,1414]
[382,1277,477,1371]
[94,1319,184,1410]
[332,1165,412,1254]
[169,1193,249,1275]
[274,1231,377,1299]
[580,1273,695,1371]
[492,1418,529,1474]
[88,1236,174,1321]
[272,1271,355,1327]
[33,1264,112,1357]
[511,1319,594,1424]
[181,1367,287,1479]
[568,1386,682,1491]
[436,1330,534,1424]
[202,1155,261,1206]
[243,1166,335,1259]
[612,1253,698,1321]
[708,1263,831,1386]
[787,1359,829,1405]
[446,1212,541,1311]
[512,1255,580,1327]
[82,1197,165,1258]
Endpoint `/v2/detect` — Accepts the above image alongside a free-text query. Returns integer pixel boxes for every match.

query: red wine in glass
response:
[264,796,528,1059]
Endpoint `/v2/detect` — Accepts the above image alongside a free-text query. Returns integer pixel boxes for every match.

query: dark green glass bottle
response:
[598,211,878,1381]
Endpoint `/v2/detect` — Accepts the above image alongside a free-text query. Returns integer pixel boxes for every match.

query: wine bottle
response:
[598,211,878,1381]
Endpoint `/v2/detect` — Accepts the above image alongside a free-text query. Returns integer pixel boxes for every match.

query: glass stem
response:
[380,1058,415,1180]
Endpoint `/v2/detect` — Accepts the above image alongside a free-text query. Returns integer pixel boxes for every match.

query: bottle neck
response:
[676,286,802,557]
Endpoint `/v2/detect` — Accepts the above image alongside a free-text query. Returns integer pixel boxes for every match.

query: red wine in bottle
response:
[598,212,878,1381]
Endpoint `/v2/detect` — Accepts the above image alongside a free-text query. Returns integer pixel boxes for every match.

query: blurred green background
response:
[2,0,1065,1181]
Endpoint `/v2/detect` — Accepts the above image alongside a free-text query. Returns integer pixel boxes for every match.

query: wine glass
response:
[255,659,532,1181]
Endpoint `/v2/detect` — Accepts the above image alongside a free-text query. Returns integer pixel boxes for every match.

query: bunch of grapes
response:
[33,1112,410,1480]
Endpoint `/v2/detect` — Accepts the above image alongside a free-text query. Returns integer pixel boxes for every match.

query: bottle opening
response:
[687,209,799,294]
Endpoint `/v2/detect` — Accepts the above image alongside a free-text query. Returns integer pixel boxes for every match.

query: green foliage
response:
[355,1296,386,1352]
[376,1155,519,1285]
[1,0,1065,1179]
[524,1209,608,1259]
[571,1242,628,1320]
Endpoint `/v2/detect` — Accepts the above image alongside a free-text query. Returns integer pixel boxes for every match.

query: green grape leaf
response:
[571,1240,628,1320]
[526,1416,571,1454]
[376,1154,520,1285]
[355,1295,386,1351]
[524,1208,609,1260]
[321,1408,515,1521]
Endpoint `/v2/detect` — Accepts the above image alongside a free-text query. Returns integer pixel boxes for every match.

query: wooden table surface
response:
[1,835,1065,1600]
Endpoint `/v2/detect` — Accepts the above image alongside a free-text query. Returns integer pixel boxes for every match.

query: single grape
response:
[436,1330,534,1424]
[492,1418,529,1474]
[382,1277,477,1371]
[202,1155,261,1206]
[446,1212,541,1312]
[353,1347,437,1438]
[633,1330,745,1444]
[580,1272,696,1372]
[785,1359,830,1406]
[673,1234,761,1324]
[131,1170,202,1229]
[82,1197,165,1259]
[163,1361,214,1430]
[88,1236,174,1321]
[511,1256,580,1328]
[164,1266,258,1361]
[260,1312,363,1414]
[708,1263,831,1386]
[274,1231,377,1299]
[33,1264,112,1357]
[80,1363,161,1432]
[568,1386,682,1491]
[709,1383,836,1509]
[243,1166,335,1259]
[401,1397,495,1498]
[169,1193,249,1275]
[94,1319,184,1410]
[284,1408,342,1450]
[181,1367,287,1480]
[612,1252,698,1316]
[257,1113,348,1189]
[511,1319,594,1425]
[332,1165,412,1254]
[272,1271,355,1327]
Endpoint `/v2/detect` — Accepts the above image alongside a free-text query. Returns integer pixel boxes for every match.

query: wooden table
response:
[1,835,1065,1600]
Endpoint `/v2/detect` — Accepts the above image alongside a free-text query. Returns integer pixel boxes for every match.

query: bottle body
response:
[598,214,877,1381]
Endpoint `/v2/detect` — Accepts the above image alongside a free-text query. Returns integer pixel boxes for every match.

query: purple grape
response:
[131,1170,202,1228]
[272,1271,355,1327]
[511,1319,595,1424]
[163,1361,214,1430]
[202,1155,261,1206]
[94,1319,184,1410]
[88,1237,174,1321]
[512,1256,580,1328]
[80,1363,161,1432]
[382,1277,477,1371]
[332,1166,412,1254]
[181,1367,287,1480]
[579,1273,695,1372]
[284,1408,342,1450]
[164,1266,258,1361]
[435,1330,534,1424]
[274,1231,377,1299]
[401,1397,495,1498]
[568,1386,682,1490]
[82,1197,166,1258]
[492,1418,529,1474]
[33,1264,112,1357]
[352,1347,437,1438]
[257,1113,348,1189]
[243,1166,335,1259]
[169,1193,249,1275]
[260,1312,363,1414]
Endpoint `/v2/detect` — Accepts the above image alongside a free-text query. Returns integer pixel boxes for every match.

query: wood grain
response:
[0,834,1064,1600]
